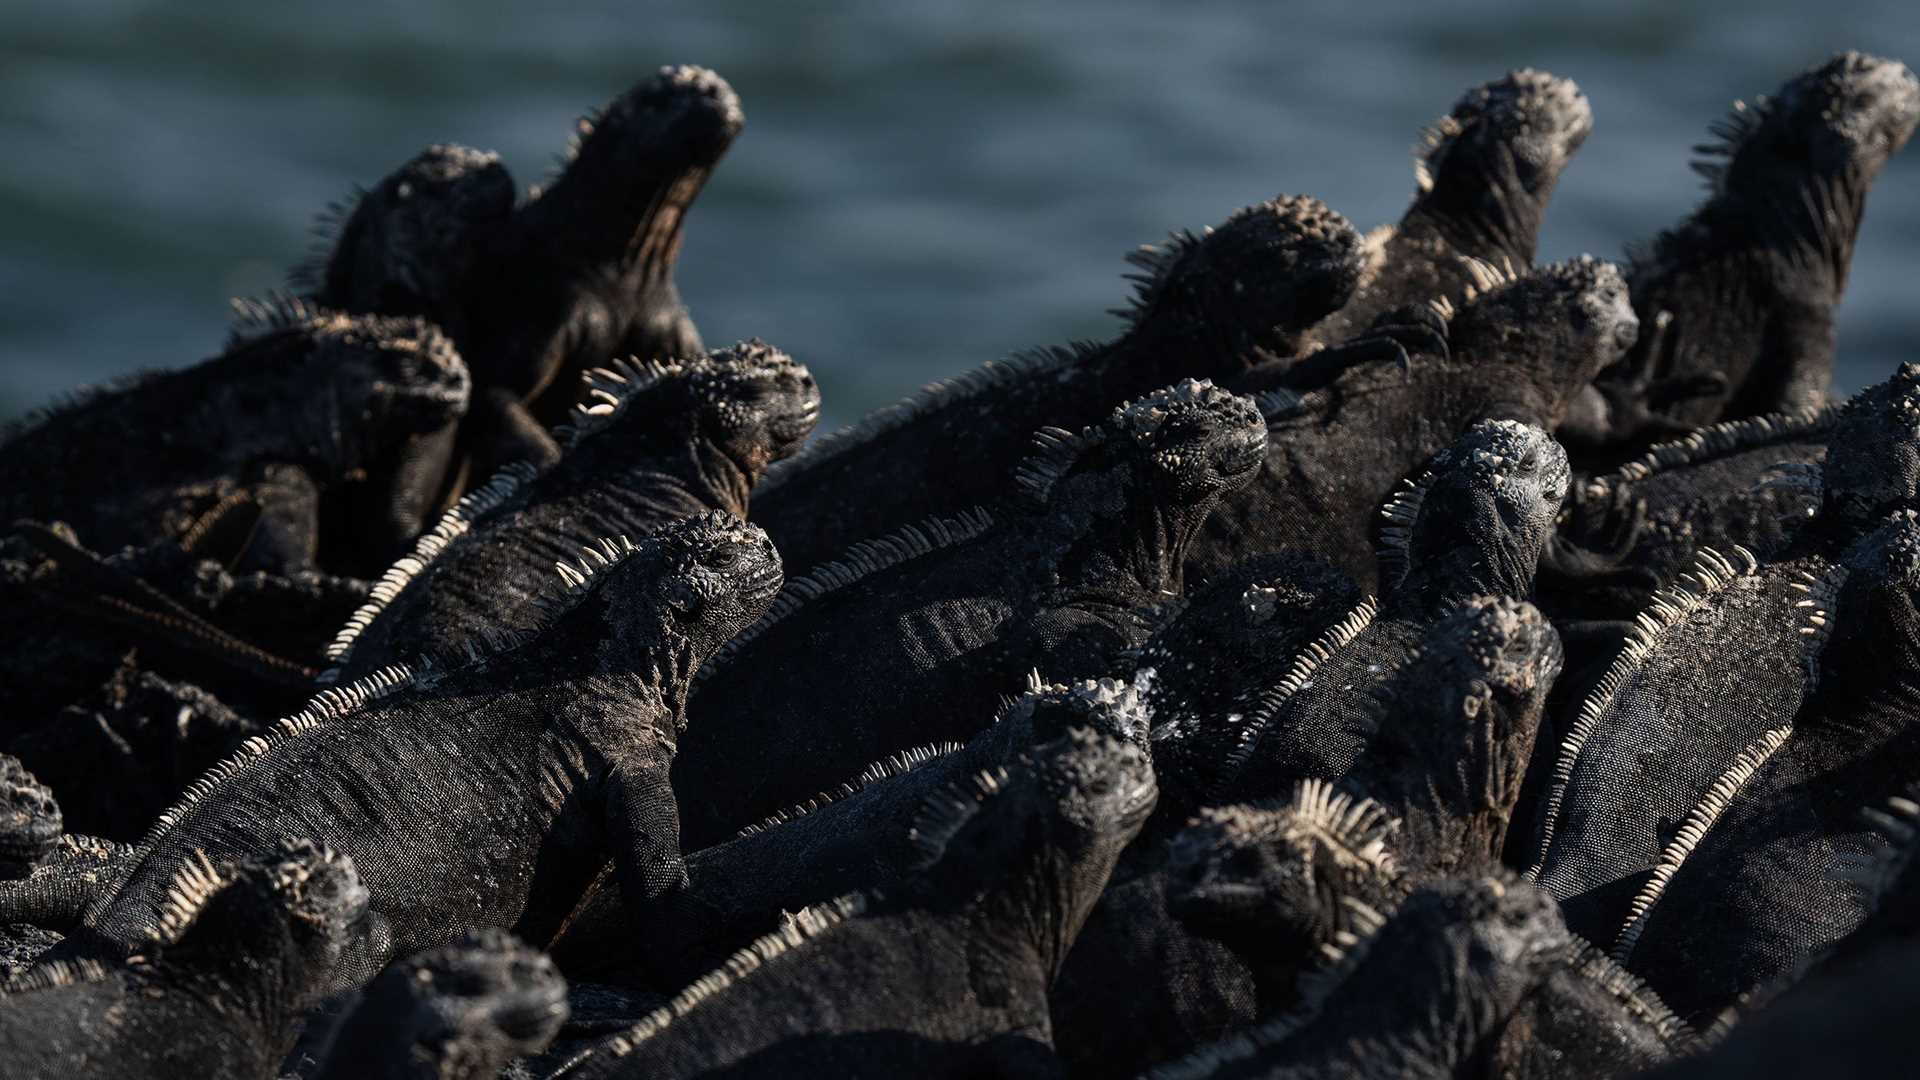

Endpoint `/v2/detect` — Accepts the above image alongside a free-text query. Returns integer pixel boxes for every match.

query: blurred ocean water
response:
[2,1,1917,430]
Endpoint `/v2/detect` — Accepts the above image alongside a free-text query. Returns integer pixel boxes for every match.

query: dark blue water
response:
[4,1,1918,430]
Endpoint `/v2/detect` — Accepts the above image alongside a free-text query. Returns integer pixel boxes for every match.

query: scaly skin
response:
[0,757,60,882]
[1566,52,1920,460]
[1527,366,1920,944]
[0,840,381,1080]
[1309,68,1593,347]
[548,675,1150,986]
[0,309,469,568]
[16,514,779,983]
[1144,874,1573,1080]
[552,725,1156,1079]
[1050,423,1567,1076]
[324,340,818,683]
[1583,375,1920,1023]
[673,380,1266,848]
[313,928,569,1080]
[1195,256,1636,590]
[751,194,1365,574]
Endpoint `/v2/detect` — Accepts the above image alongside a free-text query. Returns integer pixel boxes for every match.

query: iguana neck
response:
[518,156,711,282]
[1400,189,1537,277]
[161,937,308,1051]
[1042,489,1197,606]
[1660,168,1863,302]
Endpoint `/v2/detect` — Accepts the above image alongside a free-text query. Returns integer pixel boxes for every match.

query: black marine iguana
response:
[549,724,1156,1079]
[1164,781,1407,1013]
[1307,68,1592,347]
[1192,255,1638,589]
[309,928,570,1080]
[1563,51,1919,459]
[1044,423,1569,1075]
[0,840,378,1080]
[321,339,818,683]
[1539,405,1835,626]
[300,65,742,513]
[0,308,469,568]
[1526,365,1920,946]
[549,674,1150,983]
[749,194,1366,573]
[673,379,1266,848]
[1144,872,1696,1080]
[2,513,781,979]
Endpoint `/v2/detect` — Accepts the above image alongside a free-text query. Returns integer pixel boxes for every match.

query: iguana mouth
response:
[771,400,822,447]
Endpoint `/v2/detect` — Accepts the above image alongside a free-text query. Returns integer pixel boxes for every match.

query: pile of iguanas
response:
[0,51,1917,1080]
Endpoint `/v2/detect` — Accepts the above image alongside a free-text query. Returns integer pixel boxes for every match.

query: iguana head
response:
[568,340,822,494]
[566,512,783,666]
[1382,419,1570,605]
[0,754,60,881]
[160,839,375,1004]
[1003,673,1154,755]
[1166,781,1403,982]
[1451,255,1638,426]
[1819,363,1920,530]
[303,142,515,318]
[1127,195,1366,363]
[1021,379,1266,596]
[1703,53,1918,267]
[1373,597,1562,872]
[1348,874,1570,1038]
[1410,69,1592,267]
[222,308,472,479]
[909,726,1156,974]
[348,928,569,1072]
[529,64,743,283]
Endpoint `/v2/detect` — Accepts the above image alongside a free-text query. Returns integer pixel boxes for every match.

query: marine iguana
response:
[1526,365,1920,944]
[4,512,781,978]
[0,756,60,883]
[309,928,569,1080]
[1563,52,1920,459]
[302,66,742,506]
[1630,785,1920,1078]
[749,194,1366,574]
[673,379,1266,848]
[1307,68,1592,348]
[548,674,1149,983]
[1164,781,1407,1014]
[1192,255,1637,589]
[1043,425,1568,1075]
[1583,520,1920,1023]
[1538,405,1835,626]
[1144,873,1694,1080]
[321,339,818,683]
[0,840,378,1080]
[0,308,469,568]
[547,724,1157,1079]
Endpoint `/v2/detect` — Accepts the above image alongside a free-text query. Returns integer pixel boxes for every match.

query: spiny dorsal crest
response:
[597,893,866,1060]
[1612,724,1794,963]
[694,507,994,684]
[1210,598,1380,801]
[1005,669,1157,750]
[736,740,968,838]
[1188,780,1401,882]
[1562,941,1699,1047]
[908,765,1015,870]
[226,293,346,345]
[1524,545,1758,879]
[151,849,228,946]
[1457,253,1522,300]
[1838,786,1920,907]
